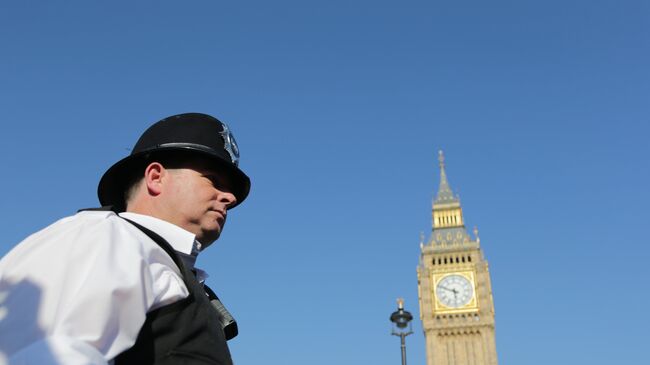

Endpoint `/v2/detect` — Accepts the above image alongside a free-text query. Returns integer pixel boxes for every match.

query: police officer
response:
[0,112,250,365]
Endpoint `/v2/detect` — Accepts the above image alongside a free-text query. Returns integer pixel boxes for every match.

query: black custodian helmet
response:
[98,112,250,212]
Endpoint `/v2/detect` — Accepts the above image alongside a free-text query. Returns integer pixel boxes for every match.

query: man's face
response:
[161,161,237,246]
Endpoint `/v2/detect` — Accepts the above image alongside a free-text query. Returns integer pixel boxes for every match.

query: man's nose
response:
[220,191,237,209]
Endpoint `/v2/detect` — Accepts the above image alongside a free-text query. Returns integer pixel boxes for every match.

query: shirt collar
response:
[119,212,201,257]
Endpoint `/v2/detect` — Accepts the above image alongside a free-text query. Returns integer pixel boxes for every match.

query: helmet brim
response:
[97,146,250,212]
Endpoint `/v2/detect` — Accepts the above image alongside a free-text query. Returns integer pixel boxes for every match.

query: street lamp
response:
[390,298,413,365]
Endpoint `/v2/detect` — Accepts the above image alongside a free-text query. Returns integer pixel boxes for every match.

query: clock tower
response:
[417,152,498,365]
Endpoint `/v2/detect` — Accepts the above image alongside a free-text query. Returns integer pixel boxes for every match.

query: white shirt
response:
[0,210,205,365]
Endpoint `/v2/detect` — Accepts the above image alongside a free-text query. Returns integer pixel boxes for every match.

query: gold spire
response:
[432,150,465,230]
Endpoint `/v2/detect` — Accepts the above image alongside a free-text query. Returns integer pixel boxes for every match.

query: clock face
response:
[435,274,475,308]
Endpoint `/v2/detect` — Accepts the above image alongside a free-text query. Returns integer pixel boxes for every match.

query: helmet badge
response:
[219,122,240,166]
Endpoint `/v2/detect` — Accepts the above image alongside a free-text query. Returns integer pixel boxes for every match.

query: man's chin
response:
[198,229,221,249]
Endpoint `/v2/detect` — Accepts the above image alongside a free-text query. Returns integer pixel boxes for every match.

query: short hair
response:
[123,173,145,206]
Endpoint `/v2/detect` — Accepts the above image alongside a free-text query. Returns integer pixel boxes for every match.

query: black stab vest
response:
[113,218,234,365]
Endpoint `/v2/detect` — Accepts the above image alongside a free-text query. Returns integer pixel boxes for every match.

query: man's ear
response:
[144,162,165,196]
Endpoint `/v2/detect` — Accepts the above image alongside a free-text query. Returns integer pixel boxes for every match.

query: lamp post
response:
[390,298,413,365]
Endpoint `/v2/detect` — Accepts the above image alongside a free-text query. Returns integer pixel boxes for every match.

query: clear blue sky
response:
[1,1,648,364]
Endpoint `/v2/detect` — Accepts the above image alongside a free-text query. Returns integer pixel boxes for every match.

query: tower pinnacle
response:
[431,151,465,231]
[435,150,458,204]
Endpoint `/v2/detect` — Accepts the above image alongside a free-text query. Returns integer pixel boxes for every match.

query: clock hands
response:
[438,285,458,295]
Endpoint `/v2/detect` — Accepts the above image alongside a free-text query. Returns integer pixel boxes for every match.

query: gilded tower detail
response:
[417,152,498,365]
